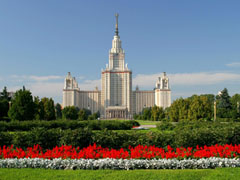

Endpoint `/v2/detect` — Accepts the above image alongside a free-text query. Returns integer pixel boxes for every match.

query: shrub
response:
[156,122,176,131]
[0,120,139,132]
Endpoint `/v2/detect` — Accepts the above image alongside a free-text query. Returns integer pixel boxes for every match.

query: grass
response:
[135,120,159,125]
[0,168,240,180]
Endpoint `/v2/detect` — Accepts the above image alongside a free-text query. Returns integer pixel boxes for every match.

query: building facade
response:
[62,14,171,119]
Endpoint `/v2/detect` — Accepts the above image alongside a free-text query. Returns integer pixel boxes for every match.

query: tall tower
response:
[155,72,171,109]
[101,14,132,119]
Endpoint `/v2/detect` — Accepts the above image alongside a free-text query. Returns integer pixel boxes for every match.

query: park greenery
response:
[1,86,239,122]
[0,86,100,121]
[1,121,240,149]
[134,89,240,122]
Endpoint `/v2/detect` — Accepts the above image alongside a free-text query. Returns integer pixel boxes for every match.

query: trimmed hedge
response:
[0,120,139,132]
[1,122,240,150]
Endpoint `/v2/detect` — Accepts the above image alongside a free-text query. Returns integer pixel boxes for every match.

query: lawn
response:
[0,168,240,180]
[135,120,159,125]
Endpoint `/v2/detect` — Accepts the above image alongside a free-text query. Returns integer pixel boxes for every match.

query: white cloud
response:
[10,75,63,82]
[133,72,240,89]
[226,62,240,67]
[29,75,63,81]
[28,82,63,97]
[78,76,86,80]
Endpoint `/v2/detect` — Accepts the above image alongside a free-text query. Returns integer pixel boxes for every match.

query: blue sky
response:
[0,0,240,103]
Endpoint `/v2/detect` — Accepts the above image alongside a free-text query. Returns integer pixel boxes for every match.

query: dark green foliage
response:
[41,97,56,120]
[0,132,13,147]
[8,87,35,121]
[78,108,91,120]
[0,87,11,119]
[151,106,165,121]
[62,106,79,120]
[34,97,44,120]
[230,94,240,119]
[55,103,62,119]
[142,107,152,120]
[216,88,232,118]
[0,99,9,118]
[156,122,176,131]
[63,128,93,148]
[0,120,139,132]
[3,121,240,150]
[0,86,11,101]
[88,111,100,120]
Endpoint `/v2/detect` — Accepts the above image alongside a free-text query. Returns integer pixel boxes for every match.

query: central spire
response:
[115,13,119,36]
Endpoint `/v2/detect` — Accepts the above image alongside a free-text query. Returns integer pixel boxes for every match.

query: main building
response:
[63,14,171,119]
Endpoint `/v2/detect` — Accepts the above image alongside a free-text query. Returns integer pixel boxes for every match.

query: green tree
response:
[169,98,189,122]
[55,103,62,119]
[142,107,152,120]
[62,106,78,120]
[34,96,44,120]
[0,99,9,118]
[41,97,56,120]
[0,86,10,101]
[230,94,240,119]
[8,87,35,121]
[151,106,160,121]
[188,95,213,121]
[216,88,232,118]
[0,87,11,118]
[78,108,92,120]
[151,106,165,121]
[88,111,100,120]
[158,107,165,120]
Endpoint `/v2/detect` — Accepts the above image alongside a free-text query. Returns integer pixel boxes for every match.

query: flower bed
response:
[1,144,240,169]
[1,144,240,159]
[0,158,240,169]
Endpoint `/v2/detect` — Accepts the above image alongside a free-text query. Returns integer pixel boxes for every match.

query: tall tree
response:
[0,87,10,118]
[0,86,10,101]
[8,87,35,121]
[188,95,213,121]
[41,97,56,120]
[0,99,9,118]
[216,88,232,118]
[169,98,189,122]
[230,94,240,119]
[142,107,152,120]
[55,103,62,119]
[34,96,44,120]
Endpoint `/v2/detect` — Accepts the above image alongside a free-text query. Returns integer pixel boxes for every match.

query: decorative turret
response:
[64,72,79,90]
[155,72,170,90]
[155,72,171,109]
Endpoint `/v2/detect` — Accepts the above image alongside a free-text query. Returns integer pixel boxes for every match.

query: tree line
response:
[0,86,99,121]
[1,86,239,121]
[134,88,240,122]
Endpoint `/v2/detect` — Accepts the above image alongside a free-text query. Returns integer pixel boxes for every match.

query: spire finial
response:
[115,13,119,36]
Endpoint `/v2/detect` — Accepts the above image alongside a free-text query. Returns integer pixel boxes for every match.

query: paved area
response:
[140,125,156,128]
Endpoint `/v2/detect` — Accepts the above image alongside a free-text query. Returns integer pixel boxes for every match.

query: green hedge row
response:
[0,120,139,132]
[1,122,240,149]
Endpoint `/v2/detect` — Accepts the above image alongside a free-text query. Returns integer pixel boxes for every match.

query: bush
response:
[3,121,240,150]
[0,120,140,132]
[156,122,176,131]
